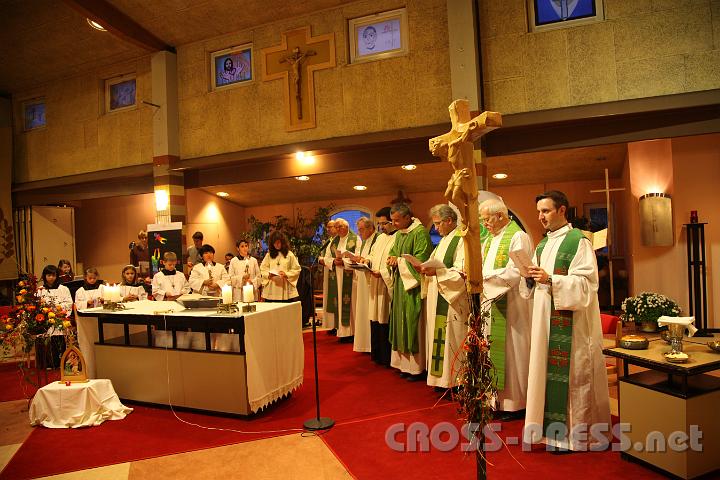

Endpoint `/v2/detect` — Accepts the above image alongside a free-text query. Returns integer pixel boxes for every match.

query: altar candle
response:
[242,283,254,303]
[221,284,232,304]
[110,285,121,303]
[102,284,110,302]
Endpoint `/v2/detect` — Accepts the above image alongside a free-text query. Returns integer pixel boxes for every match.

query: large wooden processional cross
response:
[429,100,502,294]
[262,27,335,131]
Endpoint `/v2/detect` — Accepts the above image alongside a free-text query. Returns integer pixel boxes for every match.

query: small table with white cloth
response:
[29,379,132,428]
[76,300,304,415]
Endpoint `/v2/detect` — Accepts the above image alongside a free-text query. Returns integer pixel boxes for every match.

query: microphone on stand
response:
[303,258,334,431]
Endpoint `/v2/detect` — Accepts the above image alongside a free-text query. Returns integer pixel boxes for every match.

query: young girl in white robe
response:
[229,238,260,302]
[38,265,73,312]
[74,268,104,310]
[119,265,148,302]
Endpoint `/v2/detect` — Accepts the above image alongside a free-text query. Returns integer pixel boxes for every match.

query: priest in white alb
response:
[318,220,337,331]
[367,207,396,366]
[423,204,468,389]
[324,218,357,342]
[520,190,610,452]
[350,217,378,353]
[479,198,533,415]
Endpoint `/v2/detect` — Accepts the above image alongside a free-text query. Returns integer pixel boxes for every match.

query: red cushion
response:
[600,313,620,335]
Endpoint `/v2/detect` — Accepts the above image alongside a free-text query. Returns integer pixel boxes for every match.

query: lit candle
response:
[102,284,110,302]
[221,284,232,304]
[111,284,122,303]
[242,283,254,303]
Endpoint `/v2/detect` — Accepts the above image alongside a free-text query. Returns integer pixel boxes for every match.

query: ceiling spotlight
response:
[295,175,310,181]
[87,18,107,31]
[401,164,417,171]
[492,173,508,179]
[216,191,229,197]
[353,185,367,191]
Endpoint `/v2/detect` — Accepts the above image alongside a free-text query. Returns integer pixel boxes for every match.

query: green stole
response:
[534,227,585,438]
[429,233,462,377]
[326,232,357,326]
[483,220,521,390]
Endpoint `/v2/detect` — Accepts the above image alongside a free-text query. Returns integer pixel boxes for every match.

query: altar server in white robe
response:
[38,265,73,312]
[520,190,610,451]
[317,220,337,330]
[479,198,532,413]
[367,207,396,366]
[229,238,260,302]
[187,245,229,350]
[75,268,105,310]
[151,252,190,301]
[323,218,358,341]
[349,217,378,353]
[119,265,148,302]
[260,231,302,302]
[152,252,191,348]
[423,204,468,389]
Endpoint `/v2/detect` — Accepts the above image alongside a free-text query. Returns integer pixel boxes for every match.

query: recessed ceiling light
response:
[401,164,417,171]
[353,185,367,191]
[492,173,508,179]
[87,19,107,31]
[295,175,310,181]
[216,191,229,197]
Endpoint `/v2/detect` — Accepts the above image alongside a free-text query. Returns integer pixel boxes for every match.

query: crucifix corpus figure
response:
[280,46,316,120]
[429,99,502,293]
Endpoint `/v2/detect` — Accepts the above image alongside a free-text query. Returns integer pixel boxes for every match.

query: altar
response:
[76,301,304,415]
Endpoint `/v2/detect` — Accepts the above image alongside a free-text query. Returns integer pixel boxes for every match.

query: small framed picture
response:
[528,0,604,32]
[210,44,253,91]
[23,99,46,131]
[105,74,137,113]
[348,8,408,64]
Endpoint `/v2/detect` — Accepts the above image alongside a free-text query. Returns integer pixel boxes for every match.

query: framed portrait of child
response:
[348,8,408,64]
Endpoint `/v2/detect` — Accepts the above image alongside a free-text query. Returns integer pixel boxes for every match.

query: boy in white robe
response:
[152,251,191,348]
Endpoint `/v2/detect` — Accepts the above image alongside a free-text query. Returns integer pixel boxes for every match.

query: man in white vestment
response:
[367,207,396,366]
[349,217,378,353]
[323,218,357,342]
[318,220,337,332]
[520,190,610,452]
[479,198,533,415]
[423,204,468,389]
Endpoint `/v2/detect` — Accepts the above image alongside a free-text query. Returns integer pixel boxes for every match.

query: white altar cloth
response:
[77,301,304,413]
[29,379,132,428]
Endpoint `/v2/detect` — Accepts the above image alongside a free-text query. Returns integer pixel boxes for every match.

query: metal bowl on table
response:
[708,341,720,353]
[619,335,649,350]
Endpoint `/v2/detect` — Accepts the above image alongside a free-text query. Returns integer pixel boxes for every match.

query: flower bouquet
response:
[1,275,74,389]
[620,291,681,333]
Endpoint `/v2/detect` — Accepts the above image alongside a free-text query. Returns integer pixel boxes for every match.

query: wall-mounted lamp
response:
[155,188,169,212]
[639,192,673,246]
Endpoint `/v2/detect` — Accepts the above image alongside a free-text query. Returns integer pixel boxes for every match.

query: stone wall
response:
[480,0,720,113]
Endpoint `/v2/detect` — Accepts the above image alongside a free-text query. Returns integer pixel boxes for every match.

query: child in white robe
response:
[229,238,260,302]
[74,268,104,310]
[152,252,192,348]
[119,265,148,302]
[38,265,73,312]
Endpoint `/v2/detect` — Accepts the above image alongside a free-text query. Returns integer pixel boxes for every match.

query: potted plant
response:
[620,292,681,333]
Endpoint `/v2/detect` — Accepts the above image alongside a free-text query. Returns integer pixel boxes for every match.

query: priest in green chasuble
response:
[520,190,610,451]
[324,218,357,340]
[422,204,468,389]
[318,220,337,331]
[387,203,432,378]
[479,198,533,413]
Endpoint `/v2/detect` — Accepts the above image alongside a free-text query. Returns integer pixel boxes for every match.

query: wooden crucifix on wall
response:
[429,100,502,294]
[262,27,335,131]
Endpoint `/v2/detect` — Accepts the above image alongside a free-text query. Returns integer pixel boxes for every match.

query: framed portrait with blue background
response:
[105,74,136,113]
[348,8,408,64]
[528,0,603,32]
[210,44,253,91]
[23,99,46,131]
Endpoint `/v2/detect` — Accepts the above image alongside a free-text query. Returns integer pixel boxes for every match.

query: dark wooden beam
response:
[62,0,174,52]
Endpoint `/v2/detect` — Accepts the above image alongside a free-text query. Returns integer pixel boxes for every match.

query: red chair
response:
[600,313,620,334]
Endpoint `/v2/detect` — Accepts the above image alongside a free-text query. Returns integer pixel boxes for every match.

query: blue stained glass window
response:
[331,209,372,235]
[24,102,46,130]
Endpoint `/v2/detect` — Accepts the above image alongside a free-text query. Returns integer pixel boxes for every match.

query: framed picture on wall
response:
[348,8,408,64]
[527,0,604,32]
[105,74,137,113]
[210,44,253,91]
[23,99,46,131]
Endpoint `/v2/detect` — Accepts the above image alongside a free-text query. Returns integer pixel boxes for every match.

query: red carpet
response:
[0,362,59,403]
[1,332,667,479]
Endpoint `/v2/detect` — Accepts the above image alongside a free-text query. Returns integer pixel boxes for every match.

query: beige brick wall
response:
[13,57,153,183]
[480,0,720,113]
[177,0,452,159]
